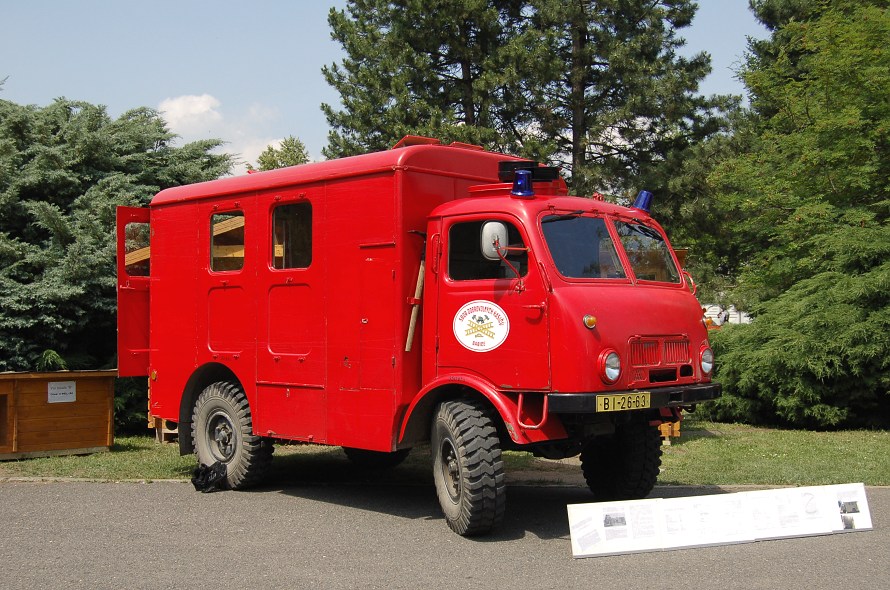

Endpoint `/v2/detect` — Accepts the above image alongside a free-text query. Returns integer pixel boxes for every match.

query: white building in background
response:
[702,304,751,326]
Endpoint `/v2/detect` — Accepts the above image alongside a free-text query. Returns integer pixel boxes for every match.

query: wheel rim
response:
[438,437,461,502]
[206,410,237,462]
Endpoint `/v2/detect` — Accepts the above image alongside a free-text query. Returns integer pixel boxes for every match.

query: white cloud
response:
[246,103,279,125]
[232,136,284,172]
[158,94,223,139]
[157,95,314,176]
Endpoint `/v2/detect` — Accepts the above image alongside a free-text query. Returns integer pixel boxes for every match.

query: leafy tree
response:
[322,0,732,199]
[248,135,310,171]
[656,113,752,305]
[0,98,233,428]
[703,1,890,428]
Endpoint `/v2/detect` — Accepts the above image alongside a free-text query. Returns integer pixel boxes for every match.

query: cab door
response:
[116,206,151,377]
[436,216,550,390]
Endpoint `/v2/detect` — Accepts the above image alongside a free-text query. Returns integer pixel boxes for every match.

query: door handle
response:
[522,303,546,311]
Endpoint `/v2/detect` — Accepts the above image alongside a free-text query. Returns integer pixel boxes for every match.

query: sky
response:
[1,1,767,174]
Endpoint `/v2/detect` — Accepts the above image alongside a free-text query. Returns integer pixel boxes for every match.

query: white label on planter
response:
[48,381,76,403]
[568,483,872,559]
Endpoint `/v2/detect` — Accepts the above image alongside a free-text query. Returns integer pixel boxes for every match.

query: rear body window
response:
[210,212,245,272]
[272,202,312,269]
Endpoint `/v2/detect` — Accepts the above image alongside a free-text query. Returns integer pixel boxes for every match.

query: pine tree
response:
[322,0,533,158]
[522,0,732,196]
[322,0,731,200]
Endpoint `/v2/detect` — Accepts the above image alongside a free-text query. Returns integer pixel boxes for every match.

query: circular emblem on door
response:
[453,300,510,352]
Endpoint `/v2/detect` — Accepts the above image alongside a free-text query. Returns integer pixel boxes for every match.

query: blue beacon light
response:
[511,169,535,197]
[633,190,653,213]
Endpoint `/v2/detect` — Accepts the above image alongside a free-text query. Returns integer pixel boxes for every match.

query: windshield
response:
[614,220,680,283]
[541,215,626,279]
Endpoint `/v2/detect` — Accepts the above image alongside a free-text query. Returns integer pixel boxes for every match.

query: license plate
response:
[596,392,651,412]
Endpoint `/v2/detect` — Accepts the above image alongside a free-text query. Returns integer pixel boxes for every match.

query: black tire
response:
[192,381,273,490]
[432,399,505,536]
[343,447,411,469]
[580,418,662,501]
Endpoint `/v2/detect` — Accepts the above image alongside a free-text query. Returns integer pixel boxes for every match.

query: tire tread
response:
[192,381,273,490]
[433,399,505,536]
[580,418,662,501]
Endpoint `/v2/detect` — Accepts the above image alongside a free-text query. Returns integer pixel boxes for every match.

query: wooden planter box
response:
[0,370,115,460]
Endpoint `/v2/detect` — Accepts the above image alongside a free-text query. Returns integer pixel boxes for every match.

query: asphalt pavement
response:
[0,477,885,590]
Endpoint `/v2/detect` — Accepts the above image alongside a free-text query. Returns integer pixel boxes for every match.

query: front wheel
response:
[580,417,662,501]
[192,381,273,490]
[432,399,505,536]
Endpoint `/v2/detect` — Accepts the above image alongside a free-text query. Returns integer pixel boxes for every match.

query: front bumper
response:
[547,382,721,414]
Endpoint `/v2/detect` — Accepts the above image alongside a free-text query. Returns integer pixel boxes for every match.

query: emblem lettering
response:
[453,300,510,352]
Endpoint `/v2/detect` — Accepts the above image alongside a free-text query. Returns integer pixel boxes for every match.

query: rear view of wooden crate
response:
[0,371,115,460]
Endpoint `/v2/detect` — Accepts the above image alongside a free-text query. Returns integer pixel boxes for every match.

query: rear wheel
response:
[580,417,662,501]
[432,399,505,536]
[192,381,273,490]
[343,447,410,469]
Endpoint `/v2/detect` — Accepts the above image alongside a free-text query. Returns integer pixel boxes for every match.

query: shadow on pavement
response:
[246,449,731,542]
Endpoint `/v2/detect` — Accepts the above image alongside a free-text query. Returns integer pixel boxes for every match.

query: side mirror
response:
[481,221,508,261]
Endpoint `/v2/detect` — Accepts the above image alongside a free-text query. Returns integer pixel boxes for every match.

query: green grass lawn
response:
[0,437,196,481]
[1,420,887,486]
[659,420,890,486]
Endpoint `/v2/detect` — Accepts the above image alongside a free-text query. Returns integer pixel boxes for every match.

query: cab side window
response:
[448,220,528,281]
[210,212,245,272]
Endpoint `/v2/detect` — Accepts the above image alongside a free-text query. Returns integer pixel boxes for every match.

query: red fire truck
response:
[117,136,719,535]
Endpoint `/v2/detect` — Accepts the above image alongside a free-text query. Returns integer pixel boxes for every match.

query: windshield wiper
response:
[542,210,585,224]
[620,221,662,240]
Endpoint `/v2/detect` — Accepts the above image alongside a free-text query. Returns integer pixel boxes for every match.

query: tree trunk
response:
[570,5,588,181]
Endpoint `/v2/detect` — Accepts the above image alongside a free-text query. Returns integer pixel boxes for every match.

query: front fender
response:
[398,373,568,447]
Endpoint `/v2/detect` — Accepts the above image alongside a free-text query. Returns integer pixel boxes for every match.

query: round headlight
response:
[701,347,714,375]
[601,350,621,384]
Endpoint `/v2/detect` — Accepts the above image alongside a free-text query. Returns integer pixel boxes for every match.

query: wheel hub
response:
[439,439,461,501]
[208,412,236,462]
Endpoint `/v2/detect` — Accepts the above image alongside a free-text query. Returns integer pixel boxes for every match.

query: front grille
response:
[664,339,691,364]
[628,336,691,386]
[630,340,660,366]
